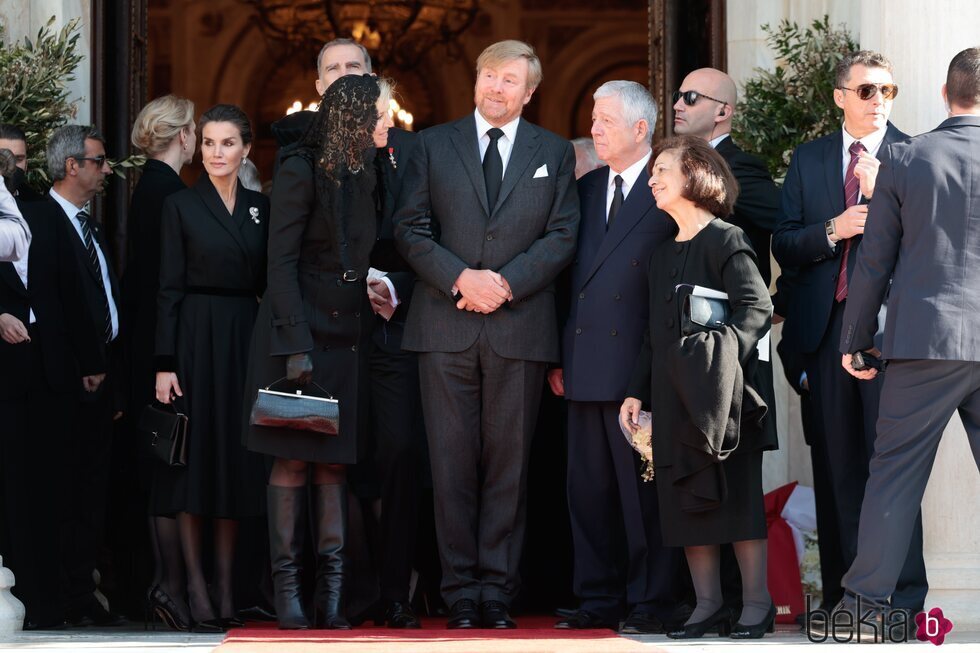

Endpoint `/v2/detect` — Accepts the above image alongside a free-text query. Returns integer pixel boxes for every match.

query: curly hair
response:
[300,74,381,183]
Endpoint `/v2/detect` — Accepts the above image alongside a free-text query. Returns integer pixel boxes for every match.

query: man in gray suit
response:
[394,39,580,629]
[836,46,980,625]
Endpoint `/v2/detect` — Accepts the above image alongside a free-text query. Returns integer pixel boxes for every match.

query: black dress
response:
[153,174,269,518]
[628,219,775,546]
[243,152,376,464]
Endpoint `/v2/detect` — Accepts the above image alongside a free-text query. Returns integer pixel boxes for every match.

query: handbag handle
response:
[151,398,187,416]
[265,377,335,399]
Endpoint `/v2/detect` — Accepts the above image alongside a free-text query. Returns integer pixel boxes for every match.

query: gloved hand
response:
[409,212,439,241]
[285,353,313,385]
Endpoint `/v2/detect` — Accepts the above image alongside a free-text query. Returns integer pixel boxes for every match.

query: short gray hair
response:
[593,80,658,136]
[47,124,105,181]
[316,38,372,74]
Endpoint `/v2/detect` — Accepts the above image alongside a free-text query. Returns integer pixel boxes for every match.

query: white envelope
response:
[533,164,548,178]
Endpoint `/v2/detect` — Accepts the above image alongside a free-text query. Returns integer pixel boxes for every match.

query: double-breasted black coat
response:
[627,219,775,546]
[153,174,269,518]
[243,152,377,464]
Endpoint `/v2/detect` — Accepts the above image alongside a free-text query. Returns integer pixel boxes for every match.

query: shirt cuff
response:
[379,275,399,308]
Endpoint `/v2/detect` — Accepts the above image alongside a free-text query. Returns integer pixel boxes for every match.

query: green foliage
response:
[732,16,858,183]
[0,16,143,192]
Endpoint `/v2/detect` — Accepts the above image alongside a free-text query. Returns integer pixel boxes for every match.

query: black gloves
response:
[409,212,440,241]
[285,353,313,385]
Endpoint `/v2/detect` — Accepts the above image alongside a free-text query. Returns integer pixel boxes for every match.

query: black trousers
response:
[566,400,682,622]
[418,329,546,607]
[369,342,425,603]
[805,300,927,610]
[0,328,74,625]
[62,360,114,609]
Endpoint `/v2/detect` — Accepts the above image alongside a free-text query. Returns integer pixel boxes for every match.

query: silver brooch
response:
[388,147,397,170]
[249,207,260,224]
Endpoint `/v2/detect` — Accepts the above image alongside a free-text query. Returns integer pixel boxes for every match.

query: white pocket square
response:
[533,164,549,178]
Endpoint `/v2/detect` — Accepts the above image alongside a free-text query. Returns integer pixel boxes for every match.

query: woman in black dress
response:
[622,136,776,639]
[155,104,269,631]
[244,74,392,630]
[124,94,196,631]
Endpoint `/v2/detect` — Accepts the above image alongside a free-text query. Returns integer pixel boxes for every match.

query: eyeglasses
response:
[74,155,109,167]
[839,83,899,101]
[672,89,728,107]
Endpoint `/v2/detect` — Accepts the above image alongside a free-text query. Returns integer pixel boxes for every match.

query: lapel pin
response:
[388,147,397,170]
[249,206,260,224]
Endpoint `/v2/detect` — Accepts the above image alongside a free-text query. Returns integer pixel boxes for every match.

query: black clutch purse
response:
[679,286,731,336]
[139,403,188,467]
[250,378,340,436]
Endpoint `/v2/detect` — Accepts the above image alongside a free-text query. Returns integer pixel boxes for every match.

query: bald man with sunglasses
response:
[772,50,928,616]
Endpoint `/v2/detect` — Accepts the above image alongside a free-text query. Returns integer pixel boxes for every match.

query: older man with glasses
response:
[772,51,928,618]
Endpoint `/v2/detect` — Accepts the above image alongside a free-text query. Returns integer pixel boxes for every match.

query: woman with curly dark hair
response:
[244,74,394,630]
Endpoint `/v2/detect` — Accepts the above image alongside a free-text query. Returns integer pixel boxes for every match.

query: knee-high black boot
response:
[313,483,350,629]
[267,485,310,629]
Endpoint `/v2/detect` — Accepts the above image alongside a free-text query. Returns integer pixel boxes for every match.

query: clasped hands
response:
[454,268,513,313]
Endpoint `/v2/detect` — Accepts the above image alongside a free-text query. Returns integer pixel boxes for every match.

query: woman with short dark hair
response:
[622,135,776,639]
[154,103,269,632]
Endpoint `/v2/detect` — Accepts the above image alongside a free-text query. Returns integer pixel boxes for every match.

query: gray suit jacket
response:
[393,113,580,362]
[841,115,980,361]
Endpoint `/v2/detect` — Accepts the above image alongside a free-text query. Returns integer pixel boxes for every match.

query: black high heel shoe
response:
[666,605,732,639]
[146,585,192,632]
[730,602,776,639]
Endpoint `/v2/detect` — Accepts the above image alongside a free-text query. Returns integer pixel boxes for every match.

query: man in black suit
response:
[835,47,980,621]
[772,51,927,613]
[0,171,105,629]
[550,81,680,633]
[394,40,580,629]
[18,125,125,627]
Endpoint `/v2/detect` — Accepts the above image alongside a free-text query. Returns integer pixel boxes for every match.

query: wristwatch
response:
[825,218,837,240]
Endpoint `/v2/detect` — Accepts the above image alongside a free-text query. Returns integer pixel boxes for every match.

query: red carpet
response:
[216,616,655,652]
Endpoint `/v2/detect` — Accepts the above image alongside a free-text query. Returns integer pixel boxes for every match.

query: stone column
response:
[0,556,25,635]
[860,0,980,627]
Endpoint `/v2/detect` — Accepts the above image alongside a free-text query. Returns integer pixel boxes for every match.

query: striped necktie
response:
[834,141,866,302]
[77,209,113,342]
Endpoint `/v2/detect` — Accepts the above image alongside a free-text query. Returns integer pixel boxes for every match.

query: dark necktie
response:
[78,209,113,342]
[607,174,624,232]
[835,141,866,302]
[483,128,504,210]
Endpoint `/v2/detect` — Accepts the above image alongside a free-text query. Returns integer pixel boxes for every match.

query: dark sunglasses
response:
[839,83,899,101]
[672,89,728,107]
[74,155,109,167]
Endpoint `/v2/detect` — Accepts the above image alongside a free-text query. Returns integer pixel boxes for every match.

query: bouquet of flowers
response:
[619,410,654,482]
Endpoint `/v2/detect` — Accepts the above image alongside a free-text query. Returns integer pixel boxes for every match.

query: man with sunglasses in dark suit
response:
[17,125,126,627]
[772,51,927,615]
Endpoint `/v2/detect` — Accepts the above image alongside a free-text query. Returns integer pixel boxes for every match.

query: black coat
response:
[120,159,186,411]
[715,136,780,286]
[0,206,104,395]
[153,174,269,518]
[627,220,774,543]
[244,153,377,464]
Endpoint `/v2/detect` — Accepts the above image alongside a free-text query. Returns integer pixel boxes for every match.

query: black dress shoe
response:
[666,605,733,639]
[66,597,127,628]
[447,599,479,629]
[23,618,70,631]
[554,610,617,630]
[385,601,421,628]
[620,610,664,634]
[730,602,776,639]
[480,600,516,629]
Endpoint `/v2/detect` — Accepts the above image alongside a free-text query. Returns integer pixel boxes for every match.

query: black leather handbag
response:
[139,403,188,467]
[678,285,731,336]
[250,378,340,436]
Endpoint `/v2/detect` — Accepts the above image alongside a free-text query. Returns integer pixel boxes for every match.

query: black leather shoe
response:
[66,597,127,628]
[554,609,617,630]
[385,601,421,628]
[666,605,733,639]
[481,600,516,629]
[23,618,70,631]
[730,602,776,639]
[447,599,479,629]
[620,610,664,634]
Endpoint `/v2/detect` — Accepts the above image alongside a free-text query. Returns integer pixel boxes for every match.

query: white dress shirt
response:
[708,133,731,149]
[51,189,119,340]
[474,109,521,177]
[0,182,30,263]
[605,150,652,221]
[826,124,889,248]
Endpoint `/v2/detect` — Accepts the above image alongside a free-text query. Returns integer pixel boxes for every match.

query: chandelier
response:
[247,0,479,69]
